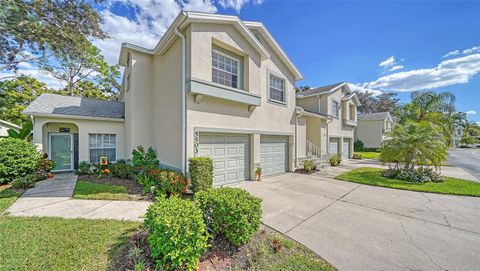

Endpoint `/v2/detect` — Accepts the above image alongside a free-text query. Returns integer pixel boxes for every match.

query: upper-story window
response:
[212,50,239,89]
[331,100,339,118]
[269,74,285,103]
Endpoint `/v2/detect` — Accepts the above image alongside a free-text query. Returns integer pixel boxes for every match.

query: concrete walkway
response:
[235,173,480,271]
[5,173,151,221]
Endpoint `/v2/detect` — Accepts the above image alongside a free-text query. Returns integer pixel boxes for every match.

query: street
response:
[448,148,480,181]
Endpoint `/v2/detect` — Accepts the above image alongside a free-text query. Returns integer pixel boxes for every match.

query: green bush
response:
[131,146,159,175]
[137,169,188,196]
[354,138,364,151]
[188,157,213,192]
[381,168,444,183]
[110,161,135,179]
[302,159,316,173]
[195,187,262,246]
[328,153,342,167]
[352,152,363,159]
[75,161,98,176]
[0,138,41,183]
[11,175,36,189]
[145,196,209,271]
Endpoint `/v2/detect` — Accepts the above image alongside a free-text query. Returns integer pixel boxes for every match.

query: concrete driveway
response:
[448,148,480,181]
[235,173,480,271]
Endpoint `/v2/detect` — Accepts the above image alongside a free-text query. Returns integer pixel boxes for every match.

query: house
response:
[453,125,464,147]
[296,82,361,160]
[0,119,21,137]
[355,112,394,149]
[23,11,304,186]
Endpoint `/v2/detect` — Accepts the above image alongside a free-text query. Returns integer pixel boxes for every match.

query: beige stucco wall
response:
[355,119,383,148]
[297,96,319,113]
[32,116,126,162]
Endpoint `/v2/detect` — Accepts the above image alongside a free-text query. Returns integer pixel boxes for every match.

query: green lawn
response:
[356,151,380,159]
[336,167,480,197]
[73,180,131,200]
[0,216,139,271]
[0,185,23,213]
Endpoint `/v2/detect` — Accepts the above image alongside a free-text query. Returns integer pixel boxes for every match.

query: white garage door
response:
[343,139,350,159]
[329,138,339,155]
[260,135,288,176]
[197,133,249,186]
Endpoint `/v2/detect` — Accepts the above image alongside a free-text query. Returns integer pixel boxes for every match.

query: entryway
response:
[49,133,73,171]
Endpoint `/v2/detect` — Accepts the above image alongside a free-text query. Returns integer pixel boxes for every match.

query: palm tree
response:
[410,91,456,121]
[380,121,448,169]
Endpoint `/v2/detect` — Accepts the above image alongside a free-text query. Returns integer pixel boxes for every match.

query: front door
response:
[49,133,73,171]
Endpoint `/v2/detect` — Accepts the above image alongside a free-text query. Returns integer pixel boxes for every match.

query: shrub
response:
[195,187,262,246]
[302,159,316,173]
[110,161,135,179]
[381,168,445,183]
[328,153,342,167]
[354,138,364,151]
[352,152,363,159]
[75,161,98,177]
[37,158,56,172]
[381,168,399,179]
[11,175,36,189]
[131,146,159,175]
[188,157,213,192]
[0,138,41,183]
[145,196,209,271]
[138,169,188,196]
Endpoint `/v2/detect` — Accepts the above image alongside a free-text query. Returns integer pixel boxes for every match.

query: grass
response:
[73,180,131,200]
[230,231,336,271]
[355,151,380,159]
[0,216,140,271]
[336,167,480,197]
[0,184,23,213]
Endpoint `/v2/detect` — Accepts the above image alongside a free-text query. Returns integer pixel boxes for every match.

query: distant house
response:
[0,119,21,137]
[453,125,464,147]
[355,112,394,149]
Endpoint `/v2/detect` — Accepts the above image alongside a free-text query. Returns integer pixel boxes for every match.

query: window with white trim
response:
[269,74,286,103]
[89,134,116,162]
[212,50,239,88]
[331,100,339,118]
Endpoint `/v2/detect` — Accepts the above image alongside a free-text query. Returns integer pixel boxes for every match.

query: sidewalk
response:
[4,173,151,221]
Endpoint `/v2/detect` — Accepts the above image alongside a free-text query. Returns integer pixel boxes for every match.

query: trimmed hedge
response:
[145,196,209,271]
[188,157,213,192]
[195,187,262,246]
[0,138,41,183]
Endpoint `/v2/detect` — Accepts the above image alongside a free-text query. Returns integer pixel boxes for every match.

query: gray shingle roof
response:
[358,112,390,121]
[22,93,125,119]
[296,82,346,98]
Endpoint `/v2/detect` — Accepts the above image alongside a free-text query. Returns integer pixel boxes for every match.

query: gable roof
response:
[22,93,125,120]
[118,11,302,80]
[358,112,392,121]
[296,82,348,99]
[0,119,21,129]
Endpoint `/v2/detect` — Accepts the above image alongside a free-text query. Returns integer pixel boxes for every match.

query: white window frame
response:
[88,133,117,163]
[331,100,339,118]
[268,71,287,105]
[212,49,240,89]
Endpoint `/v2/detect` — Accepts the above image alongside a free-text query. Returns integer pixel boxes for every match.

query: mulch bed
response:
[294,168,320,175]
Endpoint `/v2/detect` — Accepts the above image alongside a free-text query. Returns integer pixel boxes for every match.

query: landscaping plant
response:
[195,187,262,246]
[188,157,213,192]
[302,160,316,173]
[352,152,363,159]
[75,161,98,177]
[354,138,364,152]
[255,167,262,181]
[11,175,36,189]
[381,168,444,183]
[131,146,159,176]
[0,138,42,183]
[145,196,209,271]
[110,160,135,179]
[328,153,342,167]
[138,169,188,197]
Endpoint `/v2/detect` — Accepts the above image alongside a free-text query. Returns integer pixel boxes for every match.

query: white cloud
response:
[379,56,404,73]
[443,45,480,58]
[442,50,460,58]
[0,62,63,89]
[466,110,477,115]
[348,83,383,96]
[363,53,480,92]
[218,0,264,12]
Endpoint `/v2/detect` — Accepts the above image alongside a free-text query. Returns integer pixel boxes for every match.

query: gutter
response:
[174,27,187,174]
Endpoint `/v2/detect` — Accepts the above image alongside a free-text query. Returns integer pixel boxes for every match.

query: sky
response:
[7,0,480,123]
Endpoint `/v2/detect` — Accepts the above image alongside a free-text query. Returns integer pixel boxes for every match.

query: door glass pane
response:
[51,134,72,170]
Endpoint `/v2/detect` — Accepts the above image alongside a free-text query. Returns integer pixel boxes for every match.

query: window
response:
[212,50,239,88]
[331,100,339,118]
[269,74,286,103]
[89,134,116,162]
[126,74,131,92]
[349,104,355,120]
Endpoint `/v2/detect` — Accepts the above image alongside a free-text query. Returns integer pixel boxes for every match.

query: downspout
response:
[174,28,186,174]
[325,117,333,155]
[294,108,303,171]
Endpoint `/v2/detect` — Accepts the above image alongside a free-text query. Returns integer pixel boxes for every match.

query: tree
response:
[295,85,311,93]
[7,120,33,141]
[0,76,51,125]
[0,0,107,74]
[40,41,120,98]
[460,134,478,145]
[380,121,448,169]
[357,91,399,114]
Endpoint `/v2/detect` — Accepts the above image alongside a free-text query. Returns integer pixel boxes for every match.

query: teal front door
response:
[49,133,73,171]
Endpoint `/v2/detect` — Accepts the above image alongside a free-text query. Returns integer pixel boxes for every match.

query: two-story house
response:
[355,112,394,149]
[23,11,303,186]
[296,82,361,160]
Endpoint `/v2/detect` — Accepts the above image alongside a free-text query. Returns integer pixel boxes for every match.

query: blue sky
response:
[6,0,480,123]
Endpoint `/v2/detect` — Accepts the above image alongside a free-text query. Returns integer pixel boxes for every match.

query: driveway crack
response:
[421,193,451,227]
[284,184,362,234]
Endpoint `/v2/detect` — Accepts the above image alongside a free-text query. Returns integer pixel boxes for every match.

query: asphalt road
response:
[447,148,480,181]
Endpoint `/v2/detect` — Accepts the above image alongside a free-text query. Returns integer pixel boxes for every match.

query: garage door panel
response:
[343,139,350,159]
[198,133,250,186]
[260,135,288,176]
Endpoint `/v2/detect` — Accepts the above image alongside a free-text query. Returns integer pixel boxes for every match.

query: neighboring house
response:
[23,11,304,186]
[296,82,361,160]
[0,119,21,137]
[453,125,464,147]
[355,112,394,149]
